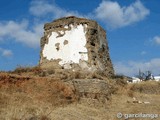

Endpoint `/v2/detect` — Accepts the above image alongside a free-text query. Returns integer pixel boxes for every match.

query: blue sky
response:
[0,0,160,76]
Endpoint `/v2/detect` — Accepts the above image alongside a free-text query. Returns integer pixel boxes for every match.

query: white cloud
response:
[94,0,150,29]
[114,62,134,76]
[0,48,13,57]
[2,50,13,57]
[114,58,160,76]
[29,0,54,17]
[29,0,83,19]
[140,51,147,55]
[0,0,83,49]
[153,36,160,45]
[0,0,150,49]
[0,20,43,48]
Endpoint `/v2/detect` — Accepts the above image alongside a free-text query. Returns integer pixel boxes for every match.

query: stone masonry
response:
[40,16,114,76]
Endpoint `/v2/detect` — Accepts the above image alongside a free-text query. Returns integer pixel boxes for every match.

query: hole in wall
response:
[55,43,60,51]
[90,29,97,35]
[56,48,59,51]
[90,42,95,46]
[63,40,69,45]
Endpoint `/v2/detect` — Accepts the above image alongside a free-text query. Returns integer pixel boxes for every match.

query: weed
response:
[130,81,160,94]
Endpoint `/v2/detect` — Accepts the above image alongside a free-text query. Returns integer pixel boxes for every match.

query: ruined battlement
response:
[44,16,105,32]
[40,16,114,77]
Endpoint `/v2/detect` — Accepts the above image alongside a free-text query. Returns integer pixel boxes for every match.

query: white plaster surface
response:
[42,24,88,66]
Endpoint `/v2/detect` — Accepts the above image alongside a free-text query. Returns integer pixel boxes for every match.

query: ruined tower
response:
[40,16,114,76]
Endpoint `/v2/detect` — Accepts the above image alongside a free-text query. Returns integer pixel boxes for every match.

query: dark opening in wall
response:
[56,48,59,51]
[92,56,96,61]
[63,40,69,45]
[102,44,105,51]
[90,42,95,46]
[55,43,60,51]
[90,29,97,35]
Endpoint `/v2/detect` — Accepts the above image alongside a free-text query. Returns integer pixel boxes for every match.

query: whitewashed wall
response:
[42,24,88,66]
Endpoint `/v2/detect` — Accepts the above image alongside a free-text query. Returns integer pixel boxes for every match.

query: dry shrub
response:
[127,89,134,97]
[0,73,9,81]
[0,92,8,109]
[115,78,128,87]
[72,71,81,79]
[108,75,136,97]
[47,69,55,75]
[21,115,51,120]
[13,66,32,73]
[54,81,75,100]
[111,74,128,87]
[71,70,92,79]
[45,69,114,80]
[52,70,89,80]
[31,66,43,74]
[40,68,55,76]
[83,71,110,81]
[40,115,51,120]
[106,76,129,96]
[107,80,119,95]
[130,81,160,94]
[111,74,125,79]
[12,66,43,75]
[0,72,31,85]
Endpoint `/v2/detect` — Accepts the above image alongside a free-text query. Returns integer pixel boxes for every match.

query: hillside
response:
[0,67,160,120]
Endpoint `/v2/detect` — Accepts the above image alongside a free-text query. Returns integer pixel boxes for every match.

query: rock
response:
[69,79,110,100]
[130,97,150,104]
[143,101,150,104]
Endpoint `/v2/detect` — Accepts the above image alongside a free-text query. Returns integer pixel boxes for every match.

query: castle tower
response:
[40,16,114,76]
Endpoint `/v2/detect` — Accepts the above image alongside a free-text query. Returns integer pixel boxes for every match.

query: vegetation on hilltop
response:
[0,66,160,120]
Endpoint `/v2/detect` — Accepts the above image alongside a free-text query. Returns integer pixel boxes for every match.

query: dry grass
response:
[0,70,160,120]
[130,81,160,94]
[12,65,42,73]
[0,72,77,120]
[11,66,115,81]
[102,80,160,120]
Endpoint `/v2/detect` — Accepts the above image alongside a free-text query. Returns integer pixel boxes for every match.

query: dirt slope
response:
[0,70,160,120]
